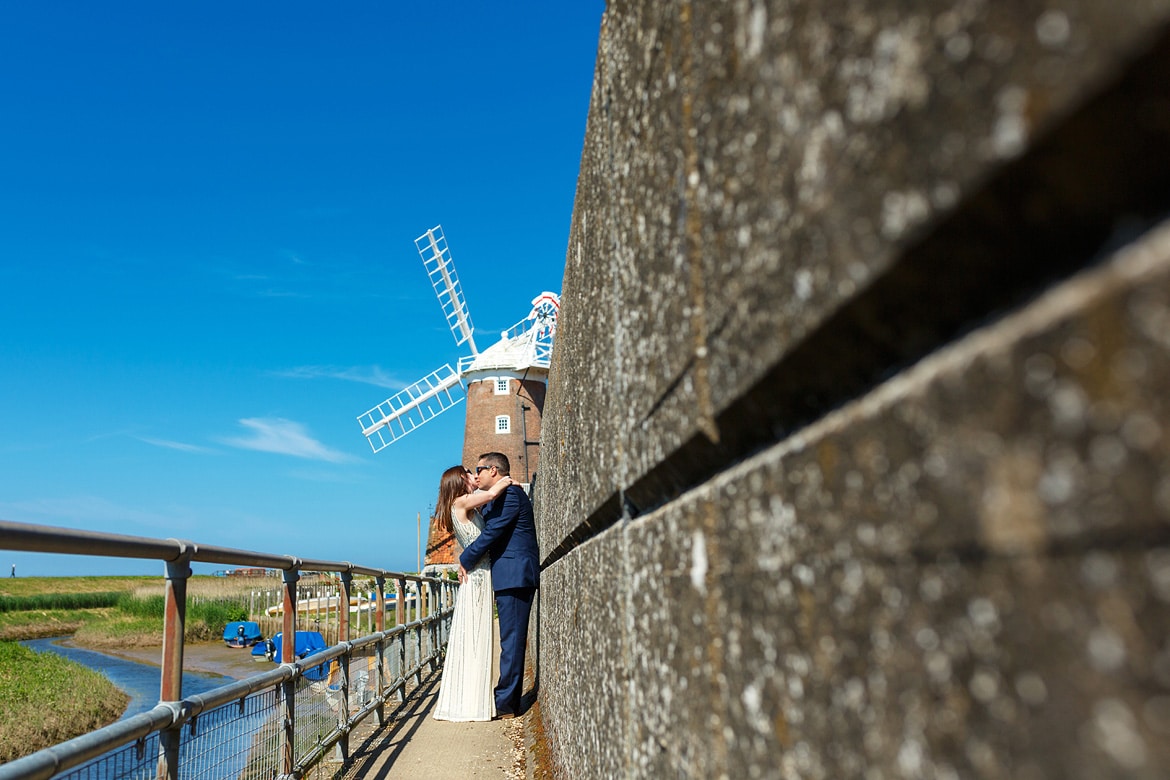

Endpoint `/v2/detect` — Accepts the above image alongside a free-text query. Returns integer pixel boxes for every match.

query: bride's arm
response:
[453,476,513,513]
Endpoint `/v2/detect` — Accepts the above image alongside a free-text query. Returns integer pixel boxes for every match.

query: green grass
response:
[0,592,123,612]
[0,576,155,599]
[0,608,114,642]
[0,640,128,762]
[72,594,249,648]
[0,577,153,642]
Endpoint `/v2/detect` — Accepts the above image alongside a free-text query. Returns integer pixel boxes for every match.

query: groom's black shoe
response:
[492,713,515,721]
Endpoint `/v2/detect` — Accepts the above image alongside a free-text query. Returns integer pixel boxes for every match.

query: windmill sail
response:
[357,364,465,452]
[358,227,559,454]
[416,225,478,354]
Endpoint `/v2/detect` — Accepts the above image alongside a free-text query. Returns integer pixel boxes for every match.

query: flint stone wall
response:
[533,1,1170,777]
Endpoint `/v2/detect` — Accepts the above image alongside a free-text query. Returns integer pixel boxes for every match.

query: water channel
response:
[21,637,237,719]
[21,637,276,779]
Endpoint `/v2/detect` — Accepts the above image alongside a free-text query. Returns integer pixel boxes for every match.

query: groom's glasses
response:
[475,466,493,474]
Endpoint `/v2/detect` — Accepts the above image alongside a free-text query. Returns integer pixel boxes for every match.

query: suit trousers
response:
[494,586,535,715]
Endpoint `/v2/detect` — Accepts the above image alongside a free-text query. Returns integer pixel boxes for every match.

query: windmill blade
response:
[415,225,478,354]
[356,364,465,452]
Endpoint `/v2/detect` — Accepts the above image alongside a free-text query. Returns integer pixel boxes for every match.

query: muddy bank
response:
[73,641,269,681]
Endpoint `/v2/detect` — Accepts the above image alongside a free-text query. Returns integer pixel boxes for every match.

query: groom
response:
[458,451,539,719]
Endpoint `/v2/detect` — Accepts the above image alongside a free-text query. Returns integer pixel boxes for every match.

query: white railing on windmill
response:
[457,291,560,374]
[357,224,560,453]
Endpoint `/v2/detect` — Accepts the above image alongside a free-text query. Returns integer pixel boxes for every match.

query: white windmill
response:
[357,225,560,483]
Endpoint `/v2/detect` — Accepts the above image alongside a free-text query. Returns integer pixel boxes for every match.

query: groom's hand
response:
[458,564,467,584]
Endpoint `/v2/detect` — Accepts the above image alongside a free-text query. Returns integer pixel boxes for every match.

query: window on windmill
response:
[494,378,509,395]
[495,415,511,434]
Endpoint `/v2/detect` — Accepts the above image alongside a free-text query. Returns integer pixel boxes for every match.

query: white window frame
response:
[494,378,510,395]
[495,415,511,434]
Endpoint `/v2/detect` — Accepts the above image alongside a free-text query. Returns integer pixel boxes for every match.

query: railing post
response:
[444,580,453,641]
[395,576,407,702]
[374,576,386,725]
[156,548,192,780]
[414,580,424,687]
[427,580,437,670]
[335,571,352,763]
[279,567,300,776]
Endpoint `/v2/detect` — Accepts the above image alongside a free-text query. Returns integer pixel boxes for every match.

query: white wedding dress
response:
[433,508,495,721]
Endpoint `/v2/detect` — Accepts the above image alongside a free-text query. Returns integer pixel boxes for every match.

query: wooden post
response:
[335,571,352,763]
[279,568,300,776]
[374,576,387,725]
[156,551,192,780]
[396,576,407,702]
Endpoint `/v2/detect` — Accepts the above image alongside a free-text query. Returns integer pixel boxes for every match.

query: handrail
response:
[0,520,437,582]
[0,518,457,780]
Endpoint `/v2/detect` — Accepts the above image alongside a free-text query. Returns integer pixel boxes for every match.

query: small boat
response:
[252,630,333,681]
[223,621,264,648]
[251,638,276,662]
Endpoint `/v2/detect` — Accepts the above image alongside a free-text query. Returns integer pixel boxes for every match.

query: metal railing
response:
[0,520,456,780]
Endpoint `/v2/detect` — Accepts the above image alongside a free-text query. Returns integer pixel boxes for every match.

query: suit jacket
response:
[459,484,539,591]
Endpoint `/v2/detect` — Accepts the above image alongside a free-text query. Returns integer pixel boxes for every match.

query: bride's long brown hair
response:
[433,465,470,534]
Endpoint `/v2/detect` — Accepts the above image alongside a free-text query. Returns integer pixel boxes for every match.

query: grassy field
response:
[0,575,156,598]
[0,575,267,643]
[0,577,152,642]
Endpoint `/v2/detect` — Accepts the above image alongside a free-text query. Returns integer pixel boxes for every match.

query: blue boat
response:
[251,630,333,681]
[223,621,263,648]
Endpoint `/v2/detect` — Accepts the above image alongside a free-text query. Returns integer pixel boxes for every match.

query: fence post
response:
[156,548,192,780]
[279,567,300,776]
[335,571,352,763]
[416,580,426,684]
[427,580,437,671]
[374,576,386,726]
[395,576,407,700]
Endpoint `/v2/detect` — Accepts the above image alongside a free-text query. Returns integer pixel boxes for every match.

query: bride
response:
[431,464,513,721]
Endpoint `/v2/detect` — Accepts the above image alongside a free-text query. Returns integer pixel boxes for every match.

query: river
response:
[20,637,237,719]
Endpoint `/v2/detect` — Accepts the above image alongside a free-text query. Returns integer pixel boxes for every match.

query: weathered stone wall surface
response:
[534,1,1170,777]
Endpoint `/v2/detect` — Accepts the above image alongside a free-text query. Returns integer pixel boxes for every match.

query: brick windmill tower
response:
[357,225,559,573]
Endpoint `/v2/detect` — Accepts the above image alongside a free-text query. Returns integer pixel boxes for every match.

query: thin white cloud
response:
[275,365,409,390]
[136,436,215,454]
[220,417,352,463]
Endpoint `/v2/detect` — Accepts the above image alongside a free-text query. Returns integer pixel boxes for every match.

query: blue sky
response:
[0,2,603,577]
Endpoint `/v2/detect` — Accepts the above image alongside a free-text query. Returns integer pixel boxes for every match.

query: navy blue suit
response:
[458,484,538,715]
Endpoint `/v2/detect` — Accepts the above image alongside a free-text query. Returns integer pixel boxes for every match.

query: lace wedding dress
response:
[433,508,495,721]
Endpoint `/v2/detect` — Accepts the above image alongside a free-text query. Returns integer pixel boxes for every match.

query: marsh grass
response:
[0,576,155,598]
[0,577,149,642]
[0,640,128,762]
[0,576,262,644]
[0,592,122,612]
[73,594,249,648]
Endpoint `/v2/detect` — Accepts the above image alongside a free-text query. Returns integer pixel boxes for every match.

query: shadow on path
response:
[337,668,443,780]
